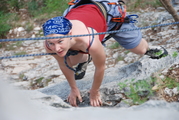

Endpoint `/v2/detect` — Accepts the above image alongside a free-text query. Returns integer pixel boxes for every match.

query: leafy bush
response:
[0,0,163,38]
[172,51,178,58]
[0,12,11,38]
[126,0,162,12]
[108,42,120,49]
[44,0,69,14]
[24,0,69,18]
[0,0,69,38]
[118,79,154,105]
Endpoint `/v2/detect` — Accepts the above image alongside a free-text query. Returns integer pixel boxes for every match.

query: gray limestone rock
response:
[39,48,179,107]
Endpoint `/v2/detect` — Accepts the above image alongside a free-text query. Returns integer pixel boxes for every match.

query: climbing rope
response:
[0,53,56,59]
[0,21,179,60]
[0,21,179,42]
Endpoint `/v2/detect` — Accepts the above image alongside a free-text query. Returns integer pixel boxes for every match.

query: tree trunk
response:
[159,0,179,29]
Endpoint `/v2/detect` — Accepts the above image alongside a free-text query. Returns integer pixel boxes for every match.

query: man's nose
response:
[55,44,61,51]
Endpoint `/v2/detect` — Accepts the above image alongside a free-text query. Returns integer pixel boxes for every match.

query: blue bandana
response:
[42,16,72,36]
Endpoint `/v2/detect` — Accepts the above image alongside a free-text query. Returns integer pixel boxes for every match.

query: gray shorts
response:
[110,23,142,49]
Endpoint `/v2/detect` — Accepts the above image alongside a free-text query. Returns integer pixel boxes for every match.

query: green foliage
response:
[117,56,124,61]
[124,50,130,54]
[14,51,27,56]
[161,77,179,89]
[119,81,128,91]
[118,79,154,105]
[126,84,148,105]
[0,12,11,38]
[27,0,69,18]
[26,0,47,17]
[108,42,120,49]
[0,0,69,38]
[5,41,23,50]
[45,79,52,85]
[28,0,41,17]
[44,0,68,14]
[19,73,25,80]
[154,50,162,56]
[0,43,6,49]
[36,77,44,84]
[127,0,162,12]
[0,0,24,13]
[0,0,163,38]
[7,0,23,11]
[25,22,34,32]
[144,0,162,8]
[172,51,178,58]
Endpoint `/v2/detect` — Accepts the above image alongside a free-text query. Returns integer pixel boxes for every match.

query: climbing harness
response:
[64,50,79,72]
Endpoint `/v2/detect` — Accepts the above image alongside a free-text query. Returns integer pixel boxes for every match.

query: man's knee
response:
[129,39,148,55]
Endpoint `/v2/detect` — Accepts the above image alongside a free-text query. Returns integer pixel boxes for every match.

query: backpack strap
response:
[92,1,108,22]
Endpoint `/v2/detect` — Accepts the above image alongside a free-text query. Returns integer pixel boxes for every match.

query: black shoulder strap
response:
[73,0,93,8]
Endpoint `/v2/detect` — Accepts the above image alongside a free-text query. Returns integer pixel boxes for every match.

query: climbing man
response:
[42,0,168,107]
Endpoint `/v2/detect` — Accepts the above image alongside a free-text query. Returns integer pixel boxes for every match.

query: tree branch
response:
[159,0,179,29]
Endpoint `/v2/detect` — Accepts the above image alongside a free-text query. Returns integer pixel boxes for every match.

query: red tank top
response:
[65,4,107,41]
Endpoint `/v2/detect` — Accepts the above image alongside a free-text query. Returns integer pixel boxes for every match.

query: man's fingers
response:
[90,100,97,107]
[90,101,94,106]
[67,96,69,102]
[96,100,101,107]
[78,95,83,102]
[73,99,77,107]
[70,98,77,107]
[90,99,102,107]
[99,99,102,106]
[67,96,77,107]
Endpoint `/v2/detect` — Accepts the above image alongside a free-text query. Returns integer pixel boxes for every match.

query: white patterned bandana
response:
[42,16,72,36]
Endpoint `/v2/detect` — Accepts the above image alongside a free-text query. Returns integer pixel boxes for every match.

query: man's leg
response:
[111,23,168,59]
[128,38,168,59]
[128,38,148,55]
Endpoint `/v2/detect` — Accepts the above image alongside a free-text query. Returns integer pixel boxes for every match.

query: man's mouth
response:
[57,50,63,54]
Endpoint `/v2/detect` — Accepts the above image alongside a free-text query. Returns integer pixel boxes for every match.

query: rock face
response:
[39,49,179,107]
[1,77,179,120]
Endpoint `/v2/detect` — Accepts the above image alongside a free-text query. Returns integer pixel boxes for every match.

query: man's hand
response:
[67,88,82,107]
[89,89,102,107]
